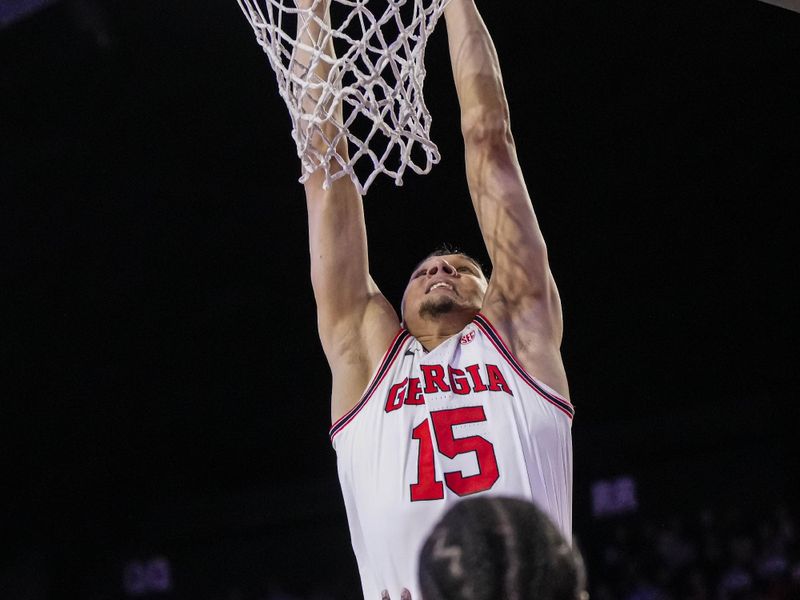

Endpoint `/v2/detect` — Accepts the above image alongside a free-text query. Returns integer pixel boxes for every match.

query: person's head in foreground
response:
[419,496,589,600]
[401,244,489,334]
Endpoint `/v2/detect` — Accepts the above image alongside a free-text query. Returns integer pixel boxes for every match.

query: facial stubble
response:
[418,296,458,321]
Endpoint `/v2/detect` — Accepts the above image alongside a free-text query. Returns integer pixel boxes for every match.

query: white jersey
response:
[331,313,574,600]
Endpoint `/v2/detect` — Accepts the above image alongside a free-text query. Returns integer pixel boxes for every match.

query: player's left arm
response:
[444,0,568,398]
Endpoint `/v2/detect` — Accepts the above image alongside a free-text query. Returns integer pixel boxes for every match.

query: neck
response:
[407,309,477,351]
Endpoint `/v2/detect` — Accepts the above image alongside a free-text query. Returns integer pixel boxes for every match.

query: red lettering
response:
[465,364,488,392]
[405,377,424,405]
[430,407,499,496]
[410,420,445,501]
[421,365,451,394]
[385,379,408,412]
[448,367,470,395]
[486,364,512,395]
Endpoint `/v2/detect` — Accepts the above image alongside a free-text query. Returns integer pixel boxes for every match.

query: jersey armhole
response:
[329,329,411,443]
[473,313,575,420]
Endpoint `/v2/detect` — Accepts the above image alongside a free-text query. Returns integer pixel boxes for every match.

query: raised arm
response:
[295,0,400,421]
[443,0,568,396]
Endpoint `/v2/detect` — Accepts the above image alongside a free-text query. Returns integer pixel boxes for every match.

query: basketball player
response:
[298,0,574,598]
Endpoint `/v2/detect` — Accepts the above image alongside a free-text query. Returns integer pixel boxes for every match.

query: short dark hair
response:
[418,497,587,600]
[418,243,490,279]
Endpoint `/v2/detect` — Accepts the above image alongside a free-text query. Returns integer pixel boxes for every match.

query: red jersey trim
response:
[329,329,411,442]
[473,313,574,419]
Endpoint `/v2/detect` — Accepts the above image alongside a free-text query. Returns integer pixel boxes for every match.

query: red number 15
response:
[410,406,500,501]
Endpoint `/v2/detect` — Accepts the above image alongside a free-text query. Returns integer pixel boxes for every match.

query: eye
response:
[457,266,473,274]
[413,269,427,279]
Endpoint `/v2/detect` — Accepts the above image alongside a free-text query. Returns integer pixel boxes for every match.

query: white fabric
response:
[236,0,450,194]
[331,314,574,600]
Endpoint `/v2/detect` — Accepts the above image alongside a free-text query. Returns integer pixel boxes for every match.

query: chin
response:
[418,297,458,321]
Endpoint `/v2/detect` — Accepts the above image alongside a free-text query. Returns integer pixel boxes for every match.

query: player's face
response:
[401,254,488,326]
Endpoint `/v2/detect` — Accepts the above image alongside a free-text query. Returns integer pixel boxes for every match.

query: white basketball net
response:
[237,0,450,194]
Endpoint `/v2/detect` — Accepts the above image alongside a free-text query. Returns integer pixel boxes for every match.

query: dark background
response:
[2,0,799,598]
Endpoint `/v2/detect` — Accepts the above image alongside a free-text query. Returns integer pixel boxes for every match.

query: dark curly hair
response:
[418,497,587,600]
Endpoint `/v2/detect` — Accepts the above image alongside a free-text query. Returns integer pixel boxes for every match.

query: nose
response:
[427,259,456,276]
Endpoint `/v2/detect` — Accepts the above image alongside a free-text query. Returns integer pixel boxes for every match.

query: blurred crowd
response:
[217,503,800,600]
[587,503,799,600]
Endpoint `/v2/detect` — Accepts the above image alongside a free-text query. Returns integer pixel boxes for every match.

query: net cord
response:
[236,0,450,194]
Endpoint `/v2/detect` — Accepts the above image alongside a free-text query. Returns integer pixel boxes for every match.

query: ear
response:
[400,289,409,321]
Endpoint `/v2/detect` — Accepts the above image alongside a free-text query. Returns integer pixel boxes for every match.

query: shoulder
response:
[327,295,403,423]
[478,294,569,401]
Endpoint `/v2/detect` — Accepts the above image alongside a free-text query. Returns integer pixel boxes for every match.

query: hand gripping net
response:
[237,0,450,194]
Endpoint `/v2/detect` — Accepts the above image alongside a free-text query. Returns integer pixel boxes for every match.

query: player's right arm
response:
[295,0,400,422]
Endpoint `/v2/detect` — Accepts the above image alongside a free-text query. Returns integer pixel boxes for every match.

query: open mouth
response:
[427,281,455,293]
